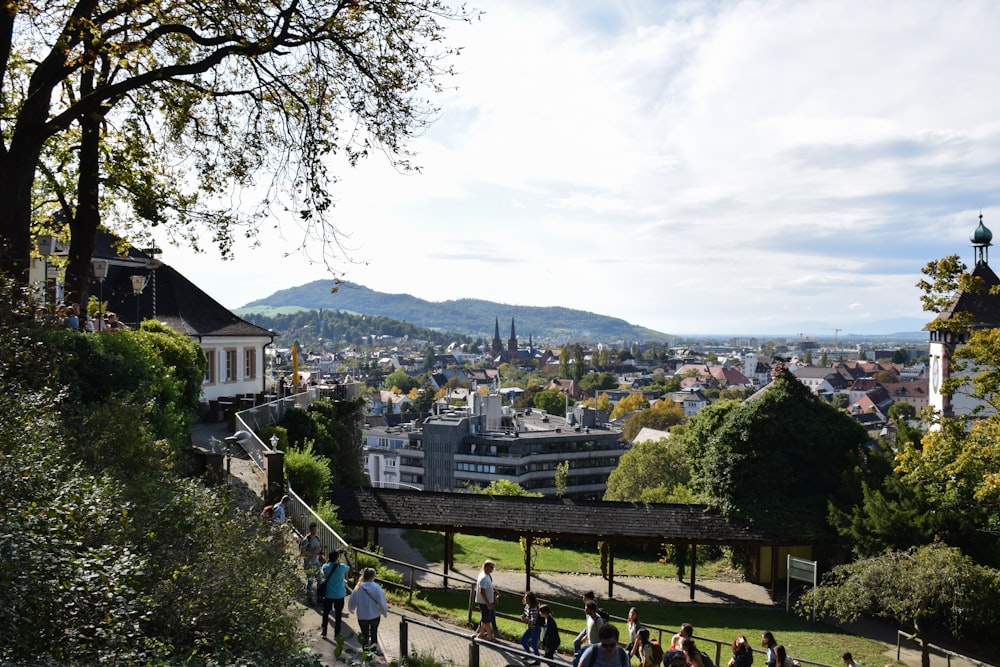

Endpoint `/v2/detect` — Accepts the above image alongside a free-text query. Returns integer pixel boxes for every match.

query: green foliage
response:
[385,369,422,394]
[683,371,867,536]
[622,401,686,441]
[887,401,916,423]
[315,498,348,539]
[610,392,649,419]
[280,398,365,486]
[0,279,319,665]
[46,324,201,456]
[285,439,335,506]
[554,460,569,497]
[532,388,567,417]
[798,544,1000,666]
[475,479,542,497]
[579,371,618,392]
[604,438,690,502]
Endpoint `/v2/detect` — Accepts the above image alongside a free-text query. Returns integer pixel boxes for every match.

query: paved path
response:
[189,422,989,667]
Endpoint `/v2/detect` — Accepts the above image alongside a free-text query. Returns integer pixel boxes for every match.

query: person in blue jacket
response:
[320,549,351,638]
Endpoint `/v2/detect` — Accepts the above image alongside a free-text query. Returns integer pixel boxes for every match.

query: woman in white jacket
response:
[348,567,389,653]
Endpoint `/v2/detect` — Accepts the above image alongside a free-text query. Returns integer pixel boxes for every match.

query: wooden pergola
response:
[330,487,798,600]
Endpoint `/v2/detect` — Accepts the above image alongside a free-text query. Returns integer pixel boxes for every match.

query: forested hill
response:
[244,309,476,349]
[238,280,671,342]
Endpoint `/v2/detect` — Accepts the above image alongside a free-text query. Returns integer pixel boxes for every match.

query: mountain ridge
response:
[239,280,672,341]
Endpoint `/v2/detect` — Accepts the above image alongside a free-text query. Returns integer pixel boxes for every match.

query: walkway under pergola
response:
[330,487,798,600]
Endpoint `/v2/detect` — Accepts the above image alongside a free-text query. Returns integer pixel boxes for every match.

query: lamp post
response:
[37,235,56,307]
[224,430,252,485]
[130,274,147,328]
[92,259,109,331]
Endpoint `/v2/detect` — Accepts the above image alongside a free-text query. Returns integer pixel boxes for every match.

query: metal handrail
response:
[896,630,994,667]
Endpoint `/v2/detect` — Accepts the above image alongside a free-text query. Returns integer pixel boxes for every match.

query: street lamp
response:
[92,259,109,331]
[224,430,252,485]
[130,274,148,328]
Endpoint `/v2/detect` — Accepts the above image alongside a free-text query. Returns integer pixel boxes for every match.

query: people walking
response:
[348,567,389,654]
[299,522,323,604]
[474,559,498,641]
[519,591,541,660]
[539,604,561,661]
[320,550,350,639]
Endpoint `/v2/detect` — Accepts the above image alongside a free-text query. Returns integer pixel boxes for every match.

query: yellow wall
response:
[756,545,813,585]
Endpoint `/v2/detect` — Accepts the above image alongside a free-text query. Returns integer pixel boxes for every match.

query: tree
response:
[888,401,916,423]
[610,392,648,419]
[1,0,469,297]
[621,401,685,442]
[533,388,566,417]
[385,369,421,394]
[797,544,1000,667]
[579,371,617,393]
[684,368,867,534]
[571,344,586,381]
[604,438,690,503]
[554,460,569,498]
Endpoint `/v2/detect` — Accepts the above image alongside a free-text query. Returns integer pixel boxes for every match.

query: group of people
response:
[44,303,126,332]
[298,522,390,653]
[469,564,854,667]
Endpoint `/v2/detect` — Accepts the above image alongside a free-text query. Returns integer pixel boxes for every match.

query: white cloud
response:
[155,0,1000,335]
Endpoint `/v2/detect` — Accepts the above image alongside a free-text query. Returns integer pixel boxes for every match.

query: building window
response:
[204,350,216,384]
[244,348,256,380]
[225,349,237,382]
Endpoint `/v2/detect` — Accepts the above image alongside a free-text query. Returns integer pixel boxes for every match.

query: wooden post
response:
[524,535,533,592]
[607,543,615,599]
[689,543,697,601]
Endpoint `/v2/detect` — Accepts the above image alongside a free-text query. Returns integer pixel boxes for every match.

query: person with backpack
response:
[729,635,753,667]
[348,567,389,654]
[577,623,629,667]
[571,601,604,667]
[573,591,608,657]
[319,549,350,639]
[299,522,323,605]
[633,628,664,667]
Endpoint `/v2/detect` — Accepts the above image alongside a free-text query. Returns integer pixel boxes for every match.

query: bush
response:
[284,439,334,506]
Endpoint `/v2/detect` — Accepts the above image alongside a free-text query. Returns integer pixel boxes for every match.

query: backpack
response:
[648,639,665,666]
[666,650,687,667]
[587,645,629,667]
[260,504,274,519]
[596,606,610,624]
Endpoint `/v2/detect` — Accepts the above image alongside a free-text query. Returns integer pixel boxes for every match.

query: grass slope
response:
[396,531,899,667]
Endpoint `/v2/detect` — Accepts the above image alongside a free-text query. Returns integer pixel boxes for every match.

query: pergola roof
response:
[330,487,793,546]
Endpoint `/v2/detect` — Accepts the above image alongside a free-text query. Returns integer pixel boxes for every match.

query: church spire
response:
[971,212,993,267]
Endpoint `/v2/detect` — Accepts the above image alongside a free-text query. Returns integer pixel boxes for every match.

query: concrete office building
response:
[362,393,625,499]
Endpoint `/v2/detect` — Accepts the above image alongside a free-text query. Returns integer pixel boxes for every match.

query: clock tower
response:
[928,214,1000,418]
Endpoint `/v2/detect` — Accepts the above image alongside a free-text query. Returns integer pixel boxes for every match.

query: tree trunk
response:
[0,145,43,281]
[64,68,103,311]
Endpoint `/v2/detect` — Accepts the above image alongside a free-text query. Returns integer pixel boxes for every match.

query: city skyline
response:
[152,0,1000,335]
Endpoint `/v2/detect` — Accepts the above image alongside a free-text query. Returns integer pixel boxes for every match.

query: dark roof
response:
[329,487,790,546]
[92,231,272,338]
[931,262,1000,329]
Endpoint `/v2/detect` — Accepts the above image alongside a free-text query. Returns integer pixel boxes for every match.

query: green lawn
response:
[396,531,898,667]
[402,530,735,579]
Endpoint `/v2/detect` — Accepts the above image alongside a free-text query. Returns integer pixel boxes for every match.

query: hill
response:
[238,280,671,342]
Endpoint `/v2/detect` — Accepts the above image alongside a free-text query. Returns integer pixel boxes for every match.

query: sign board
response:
[787,555,817,619]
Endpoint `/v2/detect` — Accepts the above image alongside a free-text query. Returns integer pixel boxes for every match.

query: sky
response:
[152,0,1000,337]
